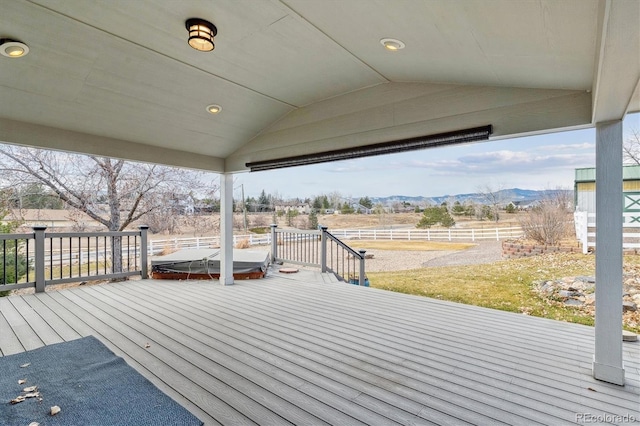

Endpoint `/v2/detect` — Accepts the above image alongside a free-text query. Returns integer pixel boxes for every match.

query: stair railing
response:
[270,224,367,285]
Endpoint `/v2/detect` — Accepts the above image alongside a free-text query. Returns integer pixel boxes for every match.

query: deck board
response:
[20,294,82,342]
[7,296,65,346]
[0,297,43,352]
[73,286,344,426]
[190,280,635,412]
[181,284,581,424]
[1,274,639,426]
[0,306,24,356]
[88,285,396,425]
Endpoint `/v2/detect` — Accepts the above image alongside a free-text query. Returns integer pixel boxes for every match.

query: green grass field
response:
[367,250,640,333]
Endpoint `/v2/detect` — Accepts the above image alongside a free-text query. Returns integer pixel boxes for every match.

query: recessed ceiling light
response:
[380,38,405,51]
[206,104,222,114]
[0,39,29,58]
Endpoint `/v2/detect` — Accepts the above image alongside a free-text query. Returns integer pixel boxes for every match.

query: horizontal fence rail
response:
[575,211,640,253]
[326,227,523,242]
[1,226,148,293]
[149,225,524,255]
[148,234,271,255]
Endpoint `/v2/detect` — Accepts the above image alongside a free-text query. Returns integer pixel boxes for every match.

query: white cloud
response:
[538,142,594,151]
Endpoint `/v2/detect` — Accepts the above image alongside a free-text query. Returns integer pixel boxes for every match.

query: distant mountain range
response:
[368,188,572,206]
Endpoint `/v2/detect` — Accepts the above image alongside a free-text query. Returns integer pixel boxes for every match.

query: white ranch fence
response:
[574,211,640,254]
[148,225,524,255]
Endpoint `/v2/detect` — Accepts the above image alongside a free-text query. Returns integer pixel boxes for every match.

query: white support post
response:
[219,173,234,286]
[593,120,624,385]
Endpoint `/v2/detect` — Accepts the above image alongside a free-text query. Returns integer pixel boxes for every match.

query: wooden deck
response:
[1,270,639,425]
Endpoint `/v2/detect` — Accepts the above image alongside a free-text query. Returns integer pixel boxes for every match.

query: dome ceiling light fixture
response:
[380,38,405,51]
[0,39,29,58]
[206,104,222,114]
[186,18,217,52]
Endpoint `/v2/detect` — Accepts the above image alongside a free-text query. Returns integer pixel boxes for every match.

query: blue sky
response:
[235,112,640,200]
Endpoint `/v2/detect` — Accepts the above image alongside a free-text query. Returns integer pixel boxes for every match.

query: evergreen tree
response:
[258,190,269,211]
[245,196,256,212]
[440,208,456,228]
[464,203,475,218]
[286,209,298,226]
[312,196,322,210]
[321,195,330,210]
[341,202,355,214]
[0,217,26,289]
[11,183,64,209]
[416,206,442,228]
[358,196,373,209]
[308,209,318,229]
[452,201,465,216]
[416,206,455,228]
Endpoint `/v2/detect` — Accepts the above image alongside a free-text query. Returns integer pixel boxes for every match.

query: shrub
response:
[519,200,570,245]
[248,226,270,234]
[251,214,268,227]
[235,238,251,249]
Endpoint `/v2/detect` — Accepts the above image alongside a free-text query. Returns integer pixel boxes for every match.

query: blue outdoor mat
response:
[0,336,203,426]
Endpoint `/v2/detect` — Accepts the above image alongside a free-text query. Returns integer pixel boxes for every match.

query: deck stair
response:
[270,225,367,286]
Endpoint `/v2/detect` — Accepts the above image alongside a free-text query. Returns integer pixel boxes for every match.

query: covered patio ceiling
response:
[0,0,638,173]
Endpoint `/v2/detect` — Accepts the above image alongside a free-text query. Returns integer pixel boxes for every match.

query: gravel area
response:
[363,241,504,272]
[421,241,504,267]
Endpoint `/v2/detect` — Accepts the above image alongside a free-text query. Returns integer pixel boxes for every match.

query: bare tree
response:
[328,191,342,210]
[251,214,269,228]
[373,203,389,228]
[0,145,217,273]
[623,129,640,164]
[477,184,507,222]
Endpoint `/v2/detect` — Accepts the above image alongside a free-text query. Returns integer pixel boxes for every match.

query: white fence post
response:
[574,211,589,254]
